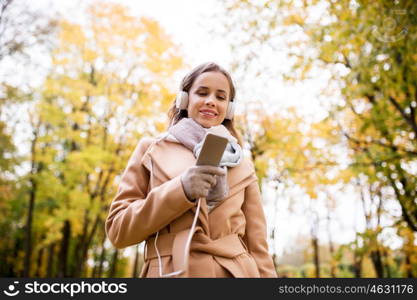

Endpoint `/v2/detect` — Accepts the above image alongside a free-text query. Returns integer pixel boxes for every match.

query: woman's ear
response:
[175,91,189,110]
[224,101,235,120]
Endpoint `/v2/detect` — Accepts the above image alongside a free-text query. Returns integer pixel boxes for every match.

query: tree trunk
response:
[23,177,36,277]
[97,234,107,278]
[310,212,320,278]
[9,234,23,276]
[353,236,362,278]
[72,210,89,277]
[47,243,55,277]
[91,250,98,278]
[326,204,336,278]
[312,236,320,278]
[405,254,413,278]
[132,244,140,278]
[75,216,101,277]
[109,249,118,277]
[24,117,41,277]
[382,248,391,278]
[328,241,336,278]
[35,247,44,277]
[370,249,384,277]
[270,185,279,274]
[353,258,362,278]
[58,220,71,277]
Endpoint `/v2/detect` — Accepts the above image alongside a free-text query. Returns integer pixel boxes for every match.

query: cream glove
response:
[180,165,226,201]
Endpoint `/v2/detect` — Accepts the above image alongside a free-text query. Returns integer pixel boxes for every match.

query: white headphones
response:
[175,91,235,120]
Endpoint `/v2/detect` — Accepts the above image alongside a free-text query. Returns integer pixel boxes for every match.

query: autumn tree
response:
[221,0,417,232]
[237,104,343,276]
[216,0,417,277]
[1,1,183,277]
[0,0,57,277]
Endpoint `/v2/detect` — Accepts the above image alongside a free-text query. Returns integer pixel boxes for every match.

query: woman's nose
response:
[204,94,216,106]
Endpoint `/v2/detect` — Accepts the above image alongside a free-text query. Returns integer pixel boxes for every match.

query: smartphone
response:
[196,133,228,166]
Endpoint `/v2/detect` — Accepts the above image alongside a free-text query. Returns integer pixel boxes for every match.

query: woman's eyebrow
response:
[197,86,227,94]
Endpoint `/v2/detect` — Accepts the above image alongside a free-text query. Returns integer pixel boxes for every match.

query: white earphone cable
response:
[156,197,202,278]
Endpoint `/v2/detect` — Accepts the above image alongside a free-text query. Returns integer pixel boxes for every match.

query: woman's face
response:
[187,71,230,128]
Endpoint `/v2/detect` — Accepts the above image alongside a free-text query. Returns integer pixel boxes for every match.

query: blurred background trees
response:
[0,0,416,277]
[219,0,417,277]
[1,0,183,277]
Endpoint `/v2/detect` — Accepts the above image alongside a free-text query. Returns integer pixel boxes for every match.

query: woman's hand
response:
[180,165,226,201]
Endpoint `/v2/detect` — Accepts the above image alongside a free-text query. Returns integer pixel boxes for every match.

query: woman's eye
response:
[196,91,225,100]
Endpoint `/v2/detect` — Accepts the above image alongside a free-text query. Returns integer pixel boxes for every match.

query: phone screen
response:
[196,133,228,166]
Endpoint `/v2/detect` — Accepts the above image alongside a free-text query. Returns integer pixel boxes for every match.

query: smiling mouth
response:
[199,111,217,118]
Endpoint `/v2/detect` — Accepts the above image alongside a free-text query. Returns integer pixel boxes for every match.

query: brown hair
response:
[167,62,243,146]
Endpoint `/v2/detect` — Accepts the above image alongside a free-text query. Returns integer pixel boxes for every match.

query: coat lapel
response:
[227,158,257,196]
[148,140,196,181]
[146,139,211,233]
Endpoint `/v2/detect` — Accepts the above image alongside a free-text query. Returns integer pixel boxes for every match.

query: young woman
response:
[105,62,277,278]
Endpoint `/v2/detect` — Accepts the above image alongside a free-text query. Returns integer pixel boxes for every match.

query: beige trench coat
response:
[105,135,277,278]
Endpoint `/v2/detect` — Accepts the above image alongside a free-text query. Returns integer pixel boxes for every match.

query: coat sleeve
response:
[105,138,196,249]
[241,176,278,278]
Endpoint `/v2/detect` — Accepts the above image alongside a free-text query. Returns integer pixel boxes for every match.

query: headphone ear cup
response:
[175,91,189,110]
[225,101,235,120]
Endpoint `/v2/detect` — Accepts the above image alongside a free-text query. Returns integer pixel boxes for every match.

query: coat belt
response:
[145,230,247,262]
